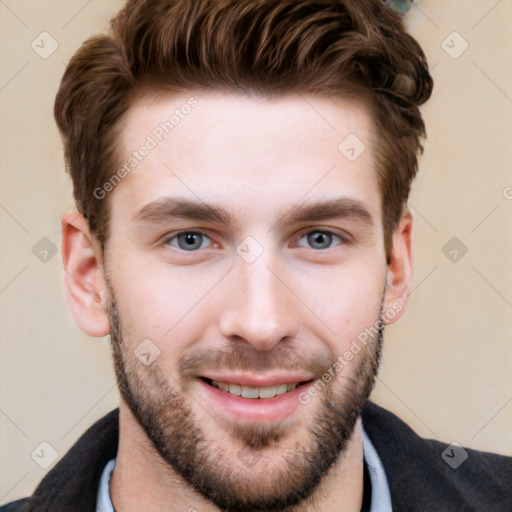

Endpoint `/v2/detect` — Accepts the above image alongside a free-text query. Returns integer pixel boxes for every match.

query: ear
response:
[61,211,111,337]
[382,210,413,325]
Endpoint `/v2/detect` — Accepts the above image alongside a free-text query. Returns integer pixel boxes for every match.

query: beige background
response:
[1,0,511,504]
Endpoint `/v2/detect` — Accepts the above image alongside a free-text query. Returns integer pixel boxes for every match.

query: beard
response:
[107,287,384,512]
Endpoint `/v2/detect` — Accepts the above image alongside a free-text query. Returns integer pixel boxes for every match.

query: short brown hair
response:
[54,0,433,258]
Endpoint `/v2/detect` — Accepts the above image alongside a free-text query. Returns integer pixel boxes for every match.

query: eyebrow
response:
[133,198,235,225]
[132,197,375,229]
[276,197,374,229]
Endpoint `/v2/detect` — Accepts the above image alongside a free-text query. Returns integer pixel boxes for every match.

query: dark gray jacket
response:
[2,402,511,511]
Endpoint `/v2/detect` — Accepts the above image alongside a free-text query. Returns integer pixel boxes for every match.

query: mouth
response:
[195,376,316,423]
[200,377,314,399]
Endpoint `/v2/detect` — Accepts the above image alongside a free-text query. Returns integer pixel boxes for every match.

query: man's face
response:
[103,92,391,509]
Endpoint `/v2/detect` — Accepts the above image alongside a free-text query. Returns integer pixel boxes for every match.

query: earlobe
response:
[382,210,413,325]
[61,212,111,337]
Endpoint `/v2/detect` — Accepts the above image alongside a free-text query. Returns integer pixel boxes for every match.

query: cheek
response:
[107,257,224,347]
[292,260,385,349]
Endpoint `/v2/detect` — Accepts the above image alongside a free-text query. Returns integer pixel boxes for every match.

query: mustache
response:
[178,344,335,377]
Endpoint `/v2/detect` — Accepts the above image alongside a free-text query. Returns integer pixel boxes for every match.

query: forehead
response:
[110,91,381,227]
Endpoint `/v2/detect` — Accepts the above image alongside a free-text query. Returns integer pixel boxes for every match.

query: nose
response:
[218,254,299,352]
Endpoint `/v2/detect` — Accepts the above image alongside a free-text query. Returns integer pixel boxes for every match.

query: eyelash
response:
[162,228,351,252]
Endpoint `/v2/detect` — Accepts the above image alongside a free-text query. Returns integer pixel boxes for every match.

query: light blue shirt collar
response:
[362,427,393,511]
[96,457,116,512]
[96,427,392,511]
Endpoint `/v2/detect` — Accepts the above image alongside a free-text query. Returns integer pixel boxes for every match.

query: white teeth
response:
[211,380,300,399]
[217,381,229,392]
[241,386,259,399]
[228,384,242,396]
[259,386,277,399]
[275,384,288,395]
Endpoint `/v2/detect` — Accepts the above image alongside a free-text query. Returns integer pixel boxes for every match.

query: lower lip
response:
[195,378,313,423]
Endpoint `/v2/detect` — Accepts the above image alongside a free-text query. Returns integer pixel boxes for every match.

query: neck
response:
[110,400,365,512]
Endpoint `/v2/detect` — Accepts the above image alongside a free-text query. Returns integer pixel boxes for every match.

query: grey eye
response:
[169,232,211,251]
[298,231,341,250]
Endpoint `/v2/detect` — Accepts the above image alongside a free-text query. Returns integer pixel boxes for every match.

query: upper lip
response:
[197,372,316,388]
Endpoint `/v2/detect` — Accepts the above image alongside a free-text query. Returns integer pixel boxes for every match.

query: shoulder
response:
[362,401,512,511]
[1,409,119,512]
[1,499,29,511]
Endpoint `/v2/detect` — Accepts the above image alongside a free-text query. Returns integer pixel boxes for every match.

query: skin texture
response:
[61,92,413,511]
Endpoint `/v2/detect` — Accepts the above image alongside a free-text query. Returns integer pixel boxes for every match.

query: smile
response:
[196,376,315,422]
[209,379,302,399]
